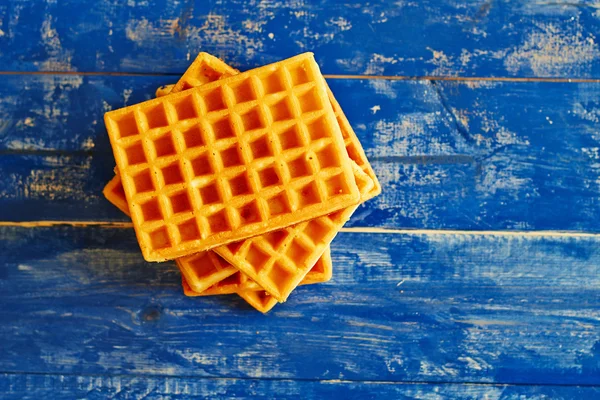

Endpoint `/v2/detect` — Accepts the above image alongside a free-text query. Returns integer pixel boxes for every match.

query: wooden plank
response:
[2,226,599,384]
[1,374,598,400]
[0,75,460,152]
[1,1,600,78]
[3,75,600,231]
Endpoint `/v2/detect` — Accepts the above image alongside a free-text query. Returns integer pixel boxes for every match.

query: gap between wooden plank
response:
[0,370,598,388]
[1,221,599,238]
[0,70,599,83]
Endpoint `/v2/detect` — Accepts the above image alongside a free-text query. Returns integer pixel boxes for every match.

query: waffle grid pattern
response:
[171,52,239,93]
[214,161,374,302]
[182,248,332,313]
[105,53,359,261]
[326,84,381,201]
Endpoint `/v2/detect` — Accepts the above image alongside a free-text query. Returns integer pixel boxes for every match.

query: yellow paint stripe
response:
[0,221,133,228]
[340,227,600,238]
[0,220,599,238]
[1,70,599,83]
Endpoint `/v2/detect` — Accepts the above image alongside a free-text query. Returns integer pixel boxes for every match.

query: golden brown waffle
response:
[104,173,240,293]
[171,52,239,93]
[102,175,129,216]
[155,84,175,98]
[182,248,333,313]
[105,52,360,261]
[155,85,174,98]
[155,82,379,200]
[155,82,380,200]
[326,83,381,201]
[214,161,373,301]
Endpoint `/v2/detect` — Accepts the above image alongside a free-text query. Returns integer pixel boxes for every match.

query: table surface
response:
[2,1,600,398]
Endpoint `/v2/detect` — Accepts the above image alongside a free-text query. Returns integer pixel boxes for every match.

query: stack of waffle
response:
[103,52,380,313]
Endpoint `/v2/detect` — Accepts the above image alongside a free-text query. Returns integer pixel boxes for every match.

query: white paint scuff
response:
[36,14,75,71]
[505,21,600,77]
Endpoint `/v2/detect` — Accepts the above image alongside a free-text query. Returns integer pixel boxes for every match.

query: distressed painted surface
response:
[2,226,599,384]
[2,374,599,400]
[1,1,600,77]
[2,75,600,232]
[2,1,600,396]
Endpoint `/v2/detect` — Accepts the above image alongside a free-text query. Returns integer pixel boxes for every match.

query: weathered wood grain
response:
[2,75,600,232]
[1,0,600,78]
[1,373,599,400]
[2,226,599,384]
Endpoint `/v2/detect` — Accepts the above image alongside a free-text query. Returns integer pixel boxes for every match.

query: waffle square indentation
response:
[140,198,163,222]
[266,192,291,216]
[261,71,286,94]
[316,144,339,169]
[230,79,257,104]
[160,162,185,186]
[268,99,294,122]
[263,230,288,251]
[249,136,274,160]
[199,183,221,205]
[228,172,251,196]
[302,219,330,243]
[206,209,230,234]
[258,165,281,188]
[226,241,245,254]
[142,104,169,129]
[277,126,303,150]
[210,117,235,140]
[288,63,310,86]
[182,126,205,149]
[287,156,312,179]
[285,240,311,264]
[296,182,321,207]
[237,201,261,224]
[132,169,154,194]
[190,153,212,176]
[187,253,218,278]
[149,227,171,250]
[152,132,177,158]
[169,190,192,214]
[267,262,294,290]
[305,116,329,140]
[170,95,198,121]
[219,146,243,168]
[113,113,139,138]
[324,173,351,198]
[177,219,200,242]
[240,108,266,131]
[246,244,270,272]
[204,87,227,112]
[124,142,146,166]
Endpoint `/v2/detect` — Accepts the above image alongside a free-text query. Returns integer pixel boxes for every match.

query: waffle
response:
[155,84,175,98]
[182,247,333,313]
[214,161,373,302]
[105,52,360,261]
[171,52,239,93]
[102,174,129,216]
[155,83,380,200]
[326,83,381,201]
[104,170,240,293]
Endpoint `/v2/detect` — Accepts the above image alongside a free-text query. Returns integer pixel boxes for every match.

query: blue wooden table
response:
[1,1,600,398]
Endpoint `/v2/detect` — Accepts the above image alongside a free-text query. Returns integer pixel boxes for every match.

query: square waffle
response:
[106,170,331,302]
[326,83,381,201]
[182,248,333,313]
[213,161,373,302]
[105,52,360,261]
[171,52,239,93]
[104,174,240,293]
